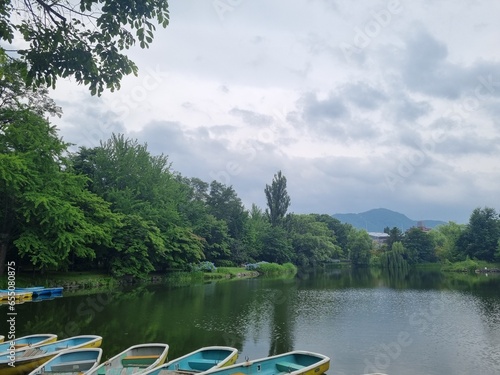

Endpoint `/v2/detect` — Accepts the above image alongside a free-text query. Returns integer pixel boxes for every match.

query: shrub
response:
[190,261,217,273]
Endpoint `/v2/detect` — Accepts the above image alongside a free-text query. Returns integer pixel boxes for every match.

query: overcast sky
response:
[51,0,500,224]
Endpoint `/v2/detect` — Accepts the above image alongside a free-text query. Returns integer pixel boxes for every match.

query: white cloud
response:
[50,0,500,224]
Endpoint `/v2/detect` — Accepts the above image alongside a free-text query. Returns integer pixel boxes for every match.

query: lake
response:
[1,268,499,375]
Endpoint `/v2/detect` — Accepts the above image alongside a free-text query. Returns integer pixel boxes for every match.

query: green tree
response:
[72,134,204,276]
[457,207,500,261]
[384,226,404,250]
[0,0,169,95]
[194,214,231,262]
[347,229,372,266]
[288,214,342,267]
[380,241,409,272]
[264,170,291,226]
[430,222,464,261]
[311,214,351,258]
[260,226,293,264]
[0,108,116,274]
[242,204,271,263]
[403,227,436,264]
[0,49,61,116]
[207,181,248,240]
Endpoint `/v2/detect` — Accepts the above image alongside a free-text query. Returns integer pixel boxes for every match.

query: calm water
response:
[1,268,500,375]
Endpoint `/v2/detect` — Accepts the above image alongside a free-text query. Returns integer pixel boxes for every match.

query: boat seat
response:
[121,355,160,367]
[50,359,97,372]
[276,362,304,372]
[20,348,46,357]
[188,359,218,371]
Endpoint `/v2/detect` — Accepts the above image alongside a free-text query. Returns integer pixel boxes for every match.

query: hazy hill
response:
[332,208,446,232]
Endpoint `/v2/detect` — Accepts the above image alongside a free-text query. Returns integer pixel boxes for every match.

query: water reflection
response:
[1,269,499,375]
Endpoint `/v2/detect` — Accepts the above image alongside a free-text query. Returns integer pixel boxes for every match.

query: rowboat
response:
[86,343,169,375]
[15,286,64,297]
[141,346,239,375]
[0,291,33,301]
[0,334,58,355]
[15,287,51,297]
[28,348,103,375]
[0,335,102,375]
[200,350,330,375]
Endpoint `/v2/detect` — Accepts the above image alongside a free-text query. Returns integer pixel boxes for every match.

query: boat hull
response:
[0,335,102,375]
[0,334,58,355]
[141,346,239,375]
[86,343,169,375]
[200,351,330,375]
[27,348,103,375]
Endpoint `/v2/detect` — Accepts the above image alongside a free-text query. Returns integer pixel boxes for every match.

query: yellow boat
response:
[0,334,57,355]
[199,350,330,375]
[0,291,33,301]
[0,335,102,375]
[0,335,4,343]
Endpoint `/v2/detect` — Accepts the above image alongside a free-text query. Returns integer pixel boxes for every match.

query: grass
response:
[0,271,117,289]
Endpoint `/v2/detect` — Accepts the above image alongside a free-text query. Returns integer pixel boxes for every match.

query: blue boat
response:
[0,334,57,355]
[14,286,64,297]
[28,348,103,375]
[191,351,330,375]
[141,346,239,375]
[14,287,50,297]
[0,334,102,375]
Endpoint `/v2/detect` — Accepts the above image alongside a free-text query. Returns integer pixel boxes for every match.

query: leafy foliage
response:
[265,170,291,226]
[457,207,500,261]
[0,108,116,274]
[347,228,372,266]
[0,0,170,95]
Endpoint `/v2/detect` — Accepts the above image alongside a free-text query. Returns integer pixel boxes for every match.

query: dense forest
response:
[1,52,500,278]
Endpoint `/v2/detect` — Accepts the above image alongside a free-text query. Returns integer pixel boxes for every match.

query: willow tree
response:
[264,170,291,227]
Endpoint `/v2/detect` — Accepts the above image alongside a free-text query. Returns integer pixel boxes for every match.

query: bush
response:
[441,256,478,273]
[190,261,217,273]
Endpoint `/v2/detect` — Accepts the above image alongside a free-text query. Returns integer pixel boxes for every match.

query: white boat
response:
[28,348,103,375]
[86,343,169,375]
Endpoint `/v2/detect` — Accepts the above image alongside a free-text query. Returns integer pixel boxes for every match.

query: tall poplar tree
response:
[264,170,291,227]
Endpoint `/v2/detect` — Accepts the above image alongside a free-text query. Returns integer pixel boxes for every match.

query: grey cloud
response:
[400,30,500,99]
[342,82,387,110]
[229,108,273,127]
[57,97,126,150]
[435,132,500,155]
[392,96,432,122]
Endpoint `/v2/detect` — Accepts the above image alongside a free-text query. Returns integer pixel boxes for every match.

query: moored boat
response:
[27,348,103,375]
[86,343,169,375]
[141,346,239,375]
[15,286,64,297]
[0,334,58,355]
[14,287,51,297]
[200,350,330,375]
[0,334,102,375]
[0,291,32,301]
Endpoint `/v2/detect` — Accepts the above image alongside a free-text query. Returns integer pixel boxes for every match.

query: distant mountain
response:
[332,208,446,232]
